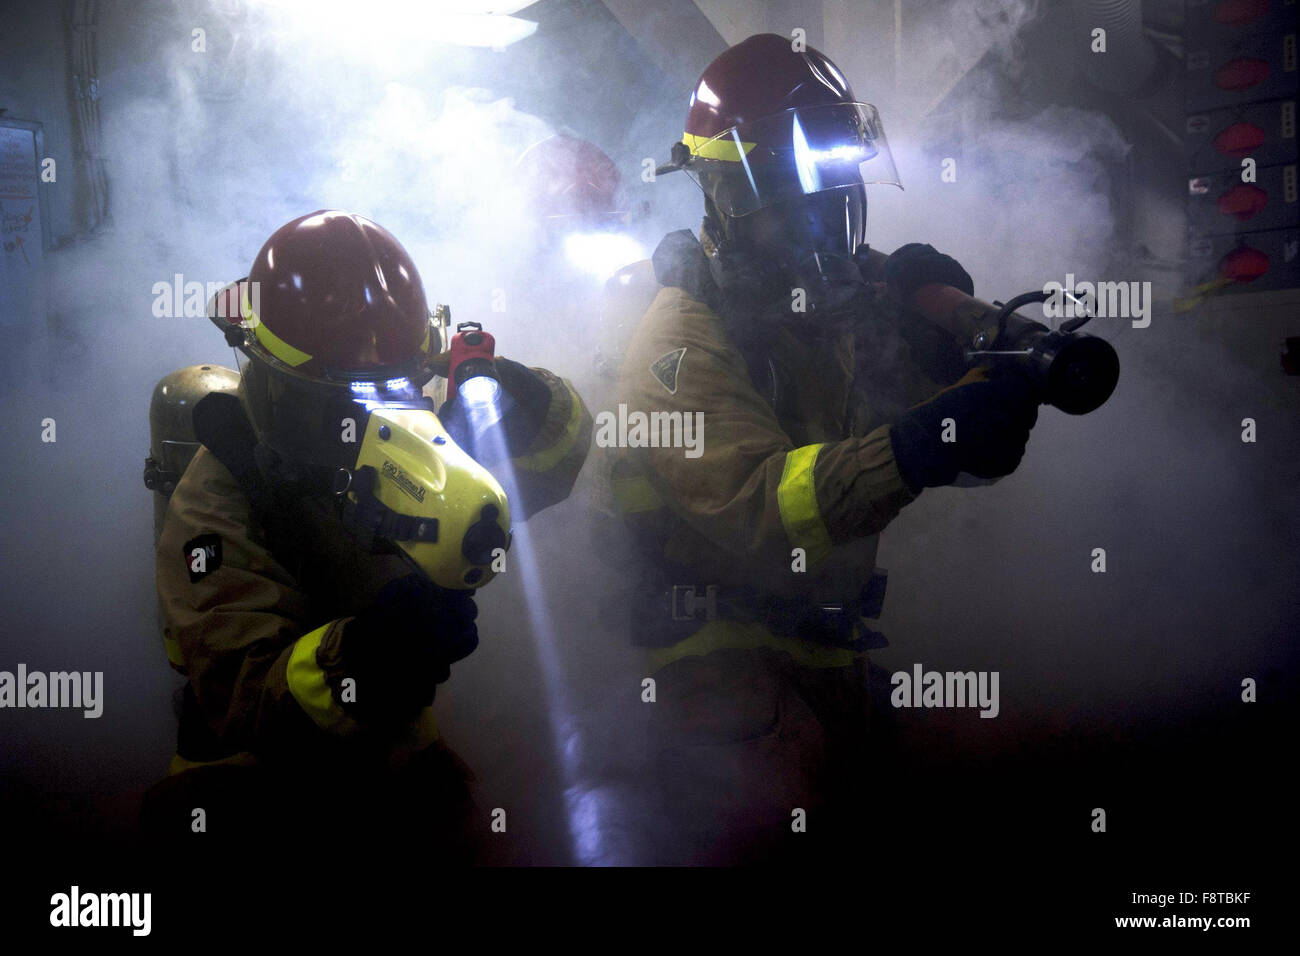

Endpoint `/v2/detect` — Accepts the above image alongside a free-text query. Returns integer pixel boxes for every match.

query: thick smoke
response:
[1,0,672,863]
[1,0,1295,871]
[824,0,1299,759]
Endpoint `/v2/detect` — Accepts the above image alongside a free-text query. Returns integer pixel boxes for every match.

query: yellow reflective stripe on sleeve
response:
[683,131,757,162]
[285,625,440,752]
[776,443,833,567]
[611,474,665,514]
[512,381,583,474]
[286,624,361,738]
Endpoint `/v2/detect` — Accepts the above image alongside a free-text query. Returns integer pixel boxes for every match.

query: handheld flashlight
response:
[447,321,500,408]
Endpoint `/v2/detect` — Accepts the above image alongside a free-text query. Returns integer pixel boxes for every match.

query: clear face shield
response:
[684,103,902,316]
[235,352,433,471]
[686,103,901,218]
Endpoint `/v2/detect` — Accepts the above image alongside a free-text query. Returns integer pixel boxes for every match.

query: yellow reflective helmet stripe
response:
[611,474,665,514]
[242,286,314,368]
[286,624,362,737]
[250,312,314,368]
[513,380,583,474]
[241,294,433,367]
[683,131,757,163]
[776,443,833,568]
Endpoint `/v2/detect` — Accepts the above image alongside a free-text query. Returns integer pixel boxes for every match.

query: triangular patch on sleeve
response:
[649,347,686,395]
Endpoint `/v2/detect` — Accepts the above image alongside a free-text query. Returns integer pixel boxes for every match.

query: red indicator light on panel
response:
[1213,121,1267,157]
[1215,58,1271,91]
[1219,244,1271,282]
[1217,183,1270,220]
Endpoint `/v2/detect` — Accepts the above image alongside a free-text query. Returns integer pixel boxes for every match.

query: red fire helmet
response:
[242,209,434,383]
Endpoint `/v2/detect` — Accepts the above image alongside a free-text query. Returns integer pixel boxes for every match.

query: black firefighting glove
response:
[879,243,1052,349]
[439,357,552,464]
[888,368,1040,492]
[335,574,479,730]
[882,242,975,300]
[492,356,553,451]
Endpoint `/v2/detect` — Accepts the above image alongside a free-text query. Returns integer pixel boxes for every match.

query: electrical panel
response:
[1186,0,1300,294]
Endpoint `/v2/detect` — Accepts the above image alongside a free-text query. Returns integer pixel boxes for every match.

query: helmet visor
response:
[236,350,434,469]
[684,103,901,218]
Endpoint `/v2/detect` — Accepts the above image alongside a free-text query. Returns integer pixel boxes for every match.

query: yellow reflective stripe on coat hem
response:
[776,444,833,567]
[168,751,258,776]
[513,381,583,473]
[647,619,865,673]
[286,624,361,737]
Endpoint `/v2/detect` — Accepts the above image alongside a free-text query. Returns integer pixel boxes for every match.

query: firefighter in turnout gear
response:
[143,210,592,858]
[597,34,1041,863]
[513,133,649,396]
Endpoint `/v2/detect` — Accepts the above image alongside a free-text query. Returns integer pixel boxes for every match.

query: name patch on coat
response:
[184,533,223,582]
[649,348,686,395]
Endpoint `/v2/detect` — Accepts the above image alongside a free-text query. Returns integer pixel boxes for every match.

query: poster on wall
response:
[0,120,49,326]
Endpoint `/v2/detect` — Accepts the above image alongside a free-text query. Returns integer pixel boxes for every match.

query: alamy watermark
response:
[594,404,704,458]
[891,663,999,718]
[0,664,103,718]
[151,274,259,320]
[1043,274,1151,328]
[50,886,150,936]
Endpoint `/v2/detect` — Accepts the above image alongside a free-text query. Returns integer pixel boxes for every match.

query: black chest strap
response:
[651,229,779,411]
[191,392,273,512]
[191,392,433,568]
